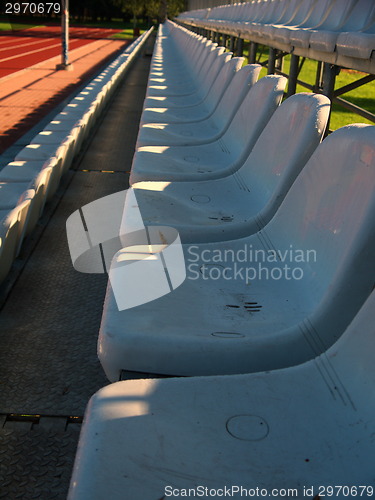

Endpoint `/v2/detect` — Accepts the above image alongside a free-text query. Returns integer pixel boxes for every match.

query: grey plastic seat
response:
[336,19,375,59]
[144,50,230,109]
[99,124,375,379]
[125,93,330,244]
[148,39,214,93]
[0,208,21,285]
[141,23,234,121]
[68,291,375,500]
[0,183,34,265]
[252,0,308,41]
[141,55,243,125]
[217,3,250,31]
[263,0,328,45]
[14,140,71,197]
[30,129,77,175]
[147,42,221,98]
[247,0,295,38]
[0,160,54,235]
[136,63,260,148]
[229,2,253,24]
[131,76,286,184]
[290,0,358,50]
[147,34,224,98]
[250,0,297,35]
[239,0,270,27]
[309,0,375,53]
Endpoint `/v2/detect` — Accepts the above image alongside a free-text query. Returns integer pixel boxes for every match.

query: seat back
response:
[266,124,375,333]
[274,0,304,26]
[223,75,287,160]
[362,19,375,34]
[239,2,255,22]
[270,0,294,24]
[246,0,264,22]
[197,50,232,102]
[340,0,375,31]
[211,64,262,130]
[198,56,245,124]
[316,0,358,31]
[286,0,318,27]
[192,42,220,81]
[257,0,281,24]
[299,0,338,29]
[238,92,330,222]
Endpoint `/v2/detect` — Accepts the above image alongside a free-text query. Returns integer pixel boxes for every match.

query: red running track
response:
[0,25,123,79]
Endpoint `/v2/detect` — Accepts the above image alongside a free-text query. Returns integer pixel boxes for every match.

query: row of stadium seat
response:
[96,20,375,379]
[178,0,375,72]
[68,20,375,498]
[70,291,375,498]
[0,28,153,286]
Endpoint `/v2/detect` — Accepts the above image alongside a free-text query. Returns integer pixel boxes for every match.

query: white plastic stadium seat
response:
[0,183,34,263]
[144,50,231,109]
[124,93,330,244]
[336,19,375,59]
[260,0,331,47]
[309,0,375,53]
[0,161,54,235]
[140,55,244,125]
[290,0,358,50]
[130,76,287,184]
[99,124,375,379]
[136,63,260,147]
[147,44,225,99]
[68,291,375,500]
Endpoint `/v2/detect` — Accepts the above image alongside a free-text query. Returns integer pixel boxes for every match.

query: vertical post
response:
[315,60,323,92]
[222,34,228,48]
[62,0,69,65]
[322,62,339,134]
[229,35,235,52]
[287,53,299,97]
[276,52,283,72]
[248,41,258,64]
[322,63,337,99]
[237,37,244,56]
[57,0,72,70]
[268,47,277,74]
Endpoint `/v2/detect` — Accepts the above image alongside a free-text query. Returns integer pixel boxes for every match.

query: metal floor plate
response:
[0,170,129,415]
[0,417,81,500]
[0,45,152,498]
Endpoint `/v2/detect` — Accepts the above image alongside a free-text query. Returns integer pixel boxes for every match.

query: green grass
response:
[112,28,147,40]
[69,18,150,39]
[242,43,375,130]
[0,21,44,31]
[70,19,149,30]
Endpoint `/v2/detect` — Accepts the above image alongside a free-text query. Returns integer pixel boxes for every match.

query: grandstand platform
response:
[0,3,374,498]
